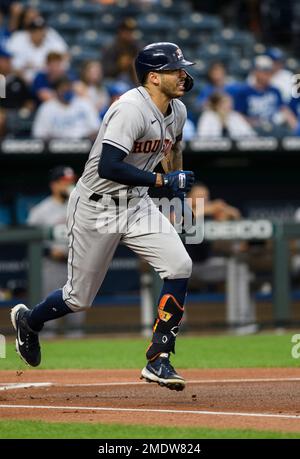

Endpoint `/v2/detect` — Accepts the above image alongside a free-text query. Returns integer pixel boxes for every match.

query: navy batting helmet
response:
[135,42,194,92]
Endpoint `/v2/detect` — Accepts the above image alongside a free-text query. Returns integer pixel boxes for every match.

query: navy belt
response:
[89,193,134,206]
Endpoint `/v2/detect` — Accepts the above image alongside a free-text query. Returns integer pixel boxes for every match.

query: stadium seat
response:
[191,58,209,77]
[197,43,232,65]
[23,0,58,18]
[180,13,222,33]
[64,0,105,19]
[56,32,73,47]
[104,3,141,18]
[228,58,253,80]
[35,2,58,18]
[286,57,300,72]
[21,0,38,4]
[215,29,256,59]
[93,14,120,32]
[136,14,175,33]
[77,30,112,49]
[6,110,35,139]
[70,45,101,64]
[138,29,169,44]
[65,0,139,19]
[151,1,191,18]
[70,46,103,72]
[22,0,41,8]
[254,43,267,55]
[48,13,89,34]
[170,28,202,49]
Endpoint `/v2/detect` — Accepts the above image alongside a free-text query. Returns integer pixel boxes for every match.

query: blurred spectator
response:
[183,118,197,141]
[197,93,256,139]
[7,16,68,84]
[188,183,241,222]
[185,183,242,290]
[27,166,85,338]
[184,171,257,334]
[74,60,109,114]
[0,46,33,138]
[14,6,39,31]
[0,2,23,45]
[235,55,297,134]
[0,47,32,108]
[266,47,293,103]
[100,80,131,118]
[0,0,16,15]
[32,52,75,104]
[102,18,140,85]
[32,77,100,140]
[195,62,240,112]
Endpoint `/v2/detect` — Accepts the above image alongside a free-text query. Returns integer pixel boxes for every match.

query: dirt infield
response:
[0,368,300,433]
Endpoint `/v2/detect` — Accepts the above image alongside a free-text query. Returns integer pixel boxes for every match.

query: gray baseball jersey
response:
[62,86,192,311]
[80,86,187,197]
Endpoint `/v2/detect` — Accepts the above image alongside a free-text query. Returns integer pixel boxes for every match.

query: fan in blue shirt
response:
[32,52,76,104]
[196,61,241,110]
[235,84,283,121]
[234,56,296,134]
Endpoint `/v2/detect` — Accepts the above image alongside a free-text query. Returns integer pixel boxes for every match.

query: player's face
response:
[255,69,272,87]
[47,59,65,78]
[51,178,75,201]
[158,69,187,98]
[30,28,46,46]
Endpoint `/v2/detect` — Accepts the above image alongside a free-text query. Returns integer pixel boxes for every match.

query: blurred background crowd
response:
[1,0,300,141]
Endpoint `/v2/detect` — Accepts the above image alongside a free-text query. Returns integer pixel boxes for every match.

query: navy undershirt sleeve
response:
[98,143,157,187]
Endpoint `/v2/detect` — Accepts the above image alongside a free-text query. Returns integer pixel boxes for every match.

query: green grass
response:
[0,420,299,439]
[1,334,299,440]
[0,333,299,370]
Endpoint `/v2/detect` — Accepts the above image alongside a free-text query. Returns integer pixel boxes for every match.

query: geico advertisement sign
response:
[204,220,273,240]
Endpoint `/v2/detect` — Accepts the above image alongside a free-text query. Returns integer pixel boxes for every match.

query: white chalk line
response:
[0,403,299,421]
[0,383,52,391]
[60,377,300,387]
[0,379,299,421]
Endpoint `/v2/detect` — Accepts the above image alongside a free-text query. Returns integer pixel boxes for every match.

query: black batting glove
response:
[163,170,195,194]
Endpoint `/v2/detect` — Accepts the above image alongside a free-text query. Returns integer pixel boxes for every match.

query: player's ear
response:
[148,72,160,86]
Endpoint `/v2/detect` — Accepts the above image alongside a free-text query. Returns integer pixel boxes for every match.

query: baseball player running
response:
[11,42,195,391]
